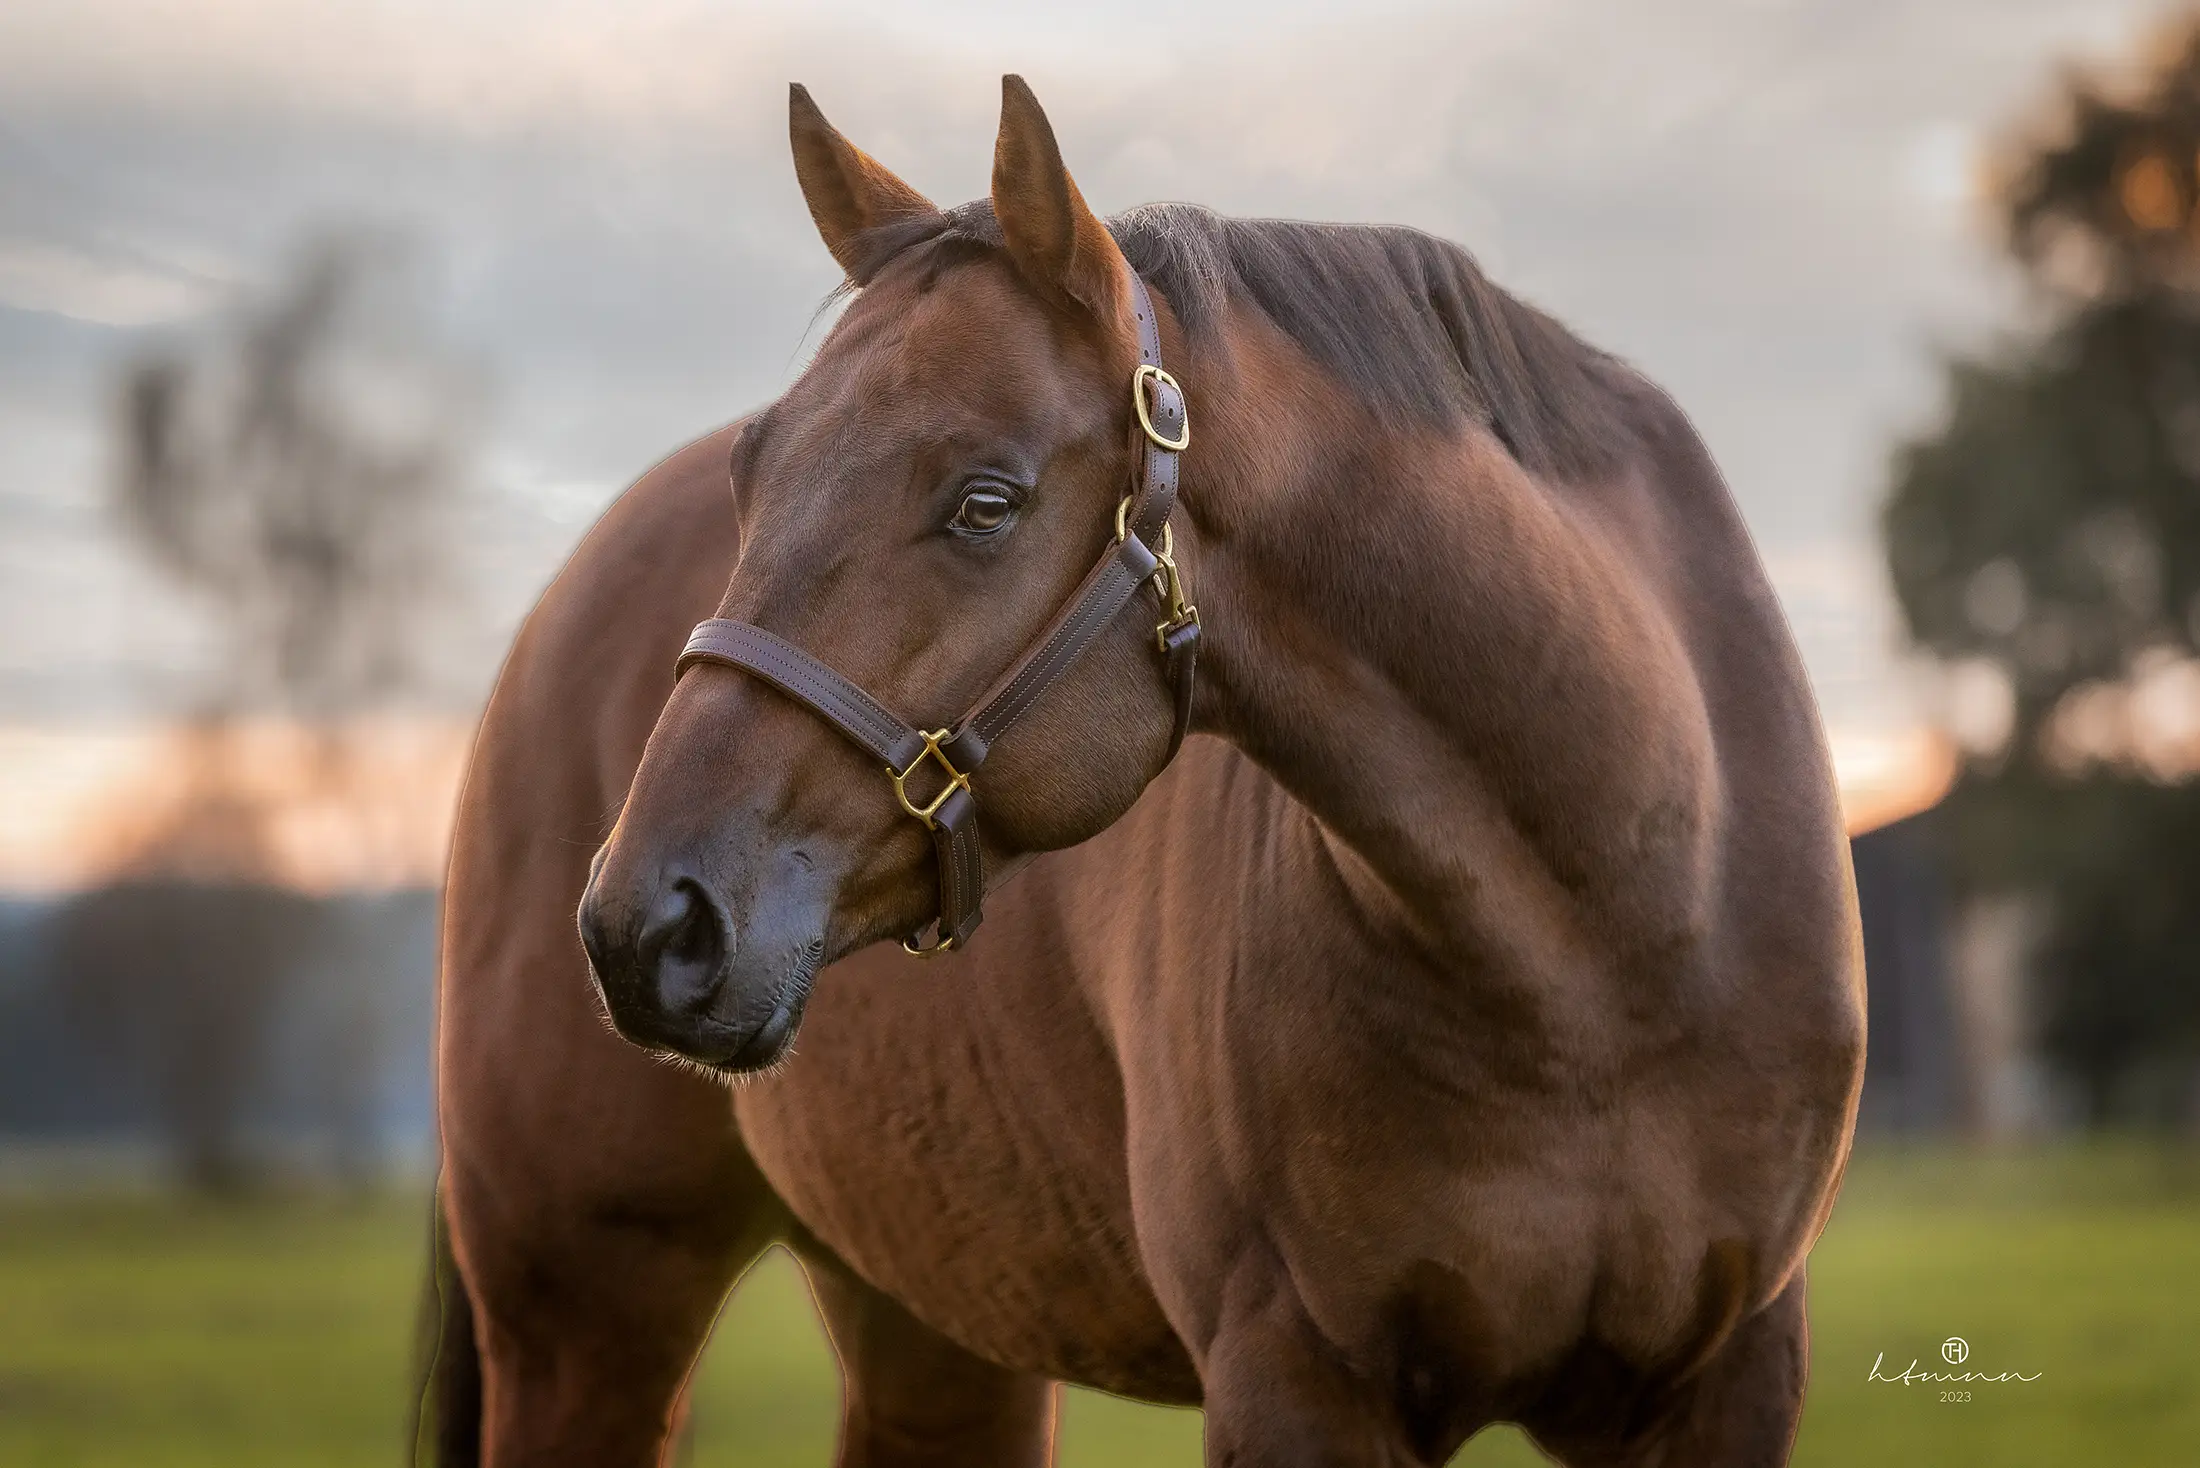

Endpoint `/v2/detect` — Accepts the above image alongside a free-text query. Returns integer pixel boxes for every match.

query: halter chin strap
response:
[675,271,1201,956]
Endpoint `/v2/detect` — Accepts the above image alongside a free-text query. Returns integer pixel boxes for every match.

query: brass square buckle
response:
[887,729,970,829]
[1133,364,1190,451]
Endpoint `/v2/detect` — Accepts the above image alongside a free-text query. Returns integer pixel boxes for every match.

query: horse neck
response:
[1181,314,1717,971]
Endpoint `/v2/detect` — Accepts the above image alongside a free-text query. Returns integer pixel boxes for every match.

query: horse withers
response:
[428,76,1864,1467]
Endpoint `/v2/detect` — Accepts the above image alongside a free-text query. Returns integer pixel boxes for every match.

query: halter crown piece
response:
[675,272,1201,955]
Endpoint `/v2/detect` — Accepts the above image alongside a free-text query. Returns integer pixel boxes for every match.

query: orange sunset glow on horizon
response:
[0,717,1956,897]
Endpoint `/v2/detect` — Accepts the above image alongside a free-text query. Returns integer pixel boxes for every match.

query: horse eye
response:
[951,488,1014,536]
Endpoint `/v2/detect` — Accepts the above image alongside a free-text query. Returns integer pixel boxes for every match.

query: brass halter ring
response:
[1114,494,1173,554]
[1133,364,1190,451]
[901,928,957,958]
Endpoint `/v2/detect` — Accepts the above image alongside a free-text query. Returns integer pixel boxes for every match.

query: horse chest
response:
[732,947,1203,1401]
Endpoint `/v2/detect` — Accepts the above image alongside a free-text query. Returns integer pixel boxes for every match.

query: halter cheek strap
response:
[674,271,1200,956]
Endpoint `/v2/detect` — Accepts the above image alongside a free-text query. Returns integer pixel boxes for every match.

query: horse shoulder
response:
[441,422,749,1196]
[1570,369,1866,1309]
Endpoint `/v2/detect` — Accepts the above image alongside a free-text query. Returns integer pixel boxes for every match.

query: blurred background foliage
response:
[1885,24,2200,1126]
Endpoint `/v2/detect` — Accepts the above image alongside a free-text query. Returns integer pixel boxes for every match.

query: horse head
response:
[579,79,1194,1072]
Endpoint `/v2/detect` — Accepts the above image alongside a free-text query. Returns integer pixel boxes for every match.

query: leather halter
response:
[675,272,1200,956]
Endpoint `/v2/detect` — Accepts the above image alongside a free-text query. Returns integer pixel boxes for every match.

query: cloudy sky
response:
[0,0,2177,738]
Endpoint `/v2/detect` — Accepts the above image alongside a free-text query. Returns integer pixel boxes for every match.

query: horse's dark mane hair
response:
[844,200,1627,478]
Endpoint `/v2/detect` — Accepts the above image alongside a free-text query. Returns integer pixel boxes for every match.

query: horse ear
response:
[790,83,936,277]
[990,75,1134,336]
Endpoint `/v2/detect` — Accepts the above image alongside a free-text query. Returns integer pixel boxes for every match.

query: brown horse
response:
[427,77,1864,1467]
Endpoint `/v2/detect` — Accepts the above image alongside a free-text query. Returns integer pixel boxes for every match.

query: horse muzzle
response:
[578,854,821,1073]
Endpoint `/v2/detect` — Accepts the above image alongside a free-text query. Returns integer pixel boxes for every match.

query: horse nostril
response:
[636,876,730,1009]
[660,886,710,962]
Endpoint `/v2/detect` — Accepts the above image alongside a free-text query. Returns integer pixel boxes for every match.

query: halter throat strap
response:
[675,271,1199,955]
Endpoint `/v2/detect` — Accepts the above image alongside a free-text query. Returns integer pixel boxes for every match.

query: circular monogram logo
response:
[1941,1336,1969,1365]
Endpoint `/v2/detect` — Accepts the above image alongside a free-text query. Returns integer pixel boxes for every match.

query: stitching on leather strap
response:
[679,622,913,759]
[681,623,907,749]
[962,536,1158,748]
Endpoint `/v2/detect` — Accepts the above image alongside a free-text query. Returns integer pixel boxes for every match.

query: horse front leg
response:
[1196,1255,1434,1468]
[798,1244,1057,1468]
[445,1140,780,1468]
[1526,1269,1809,1468]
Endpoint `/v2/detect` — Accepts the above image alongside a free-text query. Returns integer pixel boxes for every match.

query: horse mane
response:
[843,200,1628,480]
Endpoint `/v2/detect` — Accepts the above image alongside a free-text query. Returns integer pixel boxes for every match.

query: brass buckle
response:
[1133,364,1190,451]
[886,729,969,829]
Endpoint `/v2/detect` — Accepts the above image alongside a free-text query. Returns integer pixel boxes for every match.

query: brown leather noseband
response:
[674,272,1200,956]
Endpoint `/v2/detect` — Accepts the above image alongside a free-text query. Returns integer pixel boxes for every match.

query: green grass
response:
[1789,1144,2200,1468]
[0,1145,2193,1465]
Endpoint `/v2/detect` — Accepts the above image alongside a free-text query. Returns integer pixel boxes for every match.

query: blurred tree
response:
[53,234,473,1187]
[1885,25,2200,1126]
[117,234,470,721]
